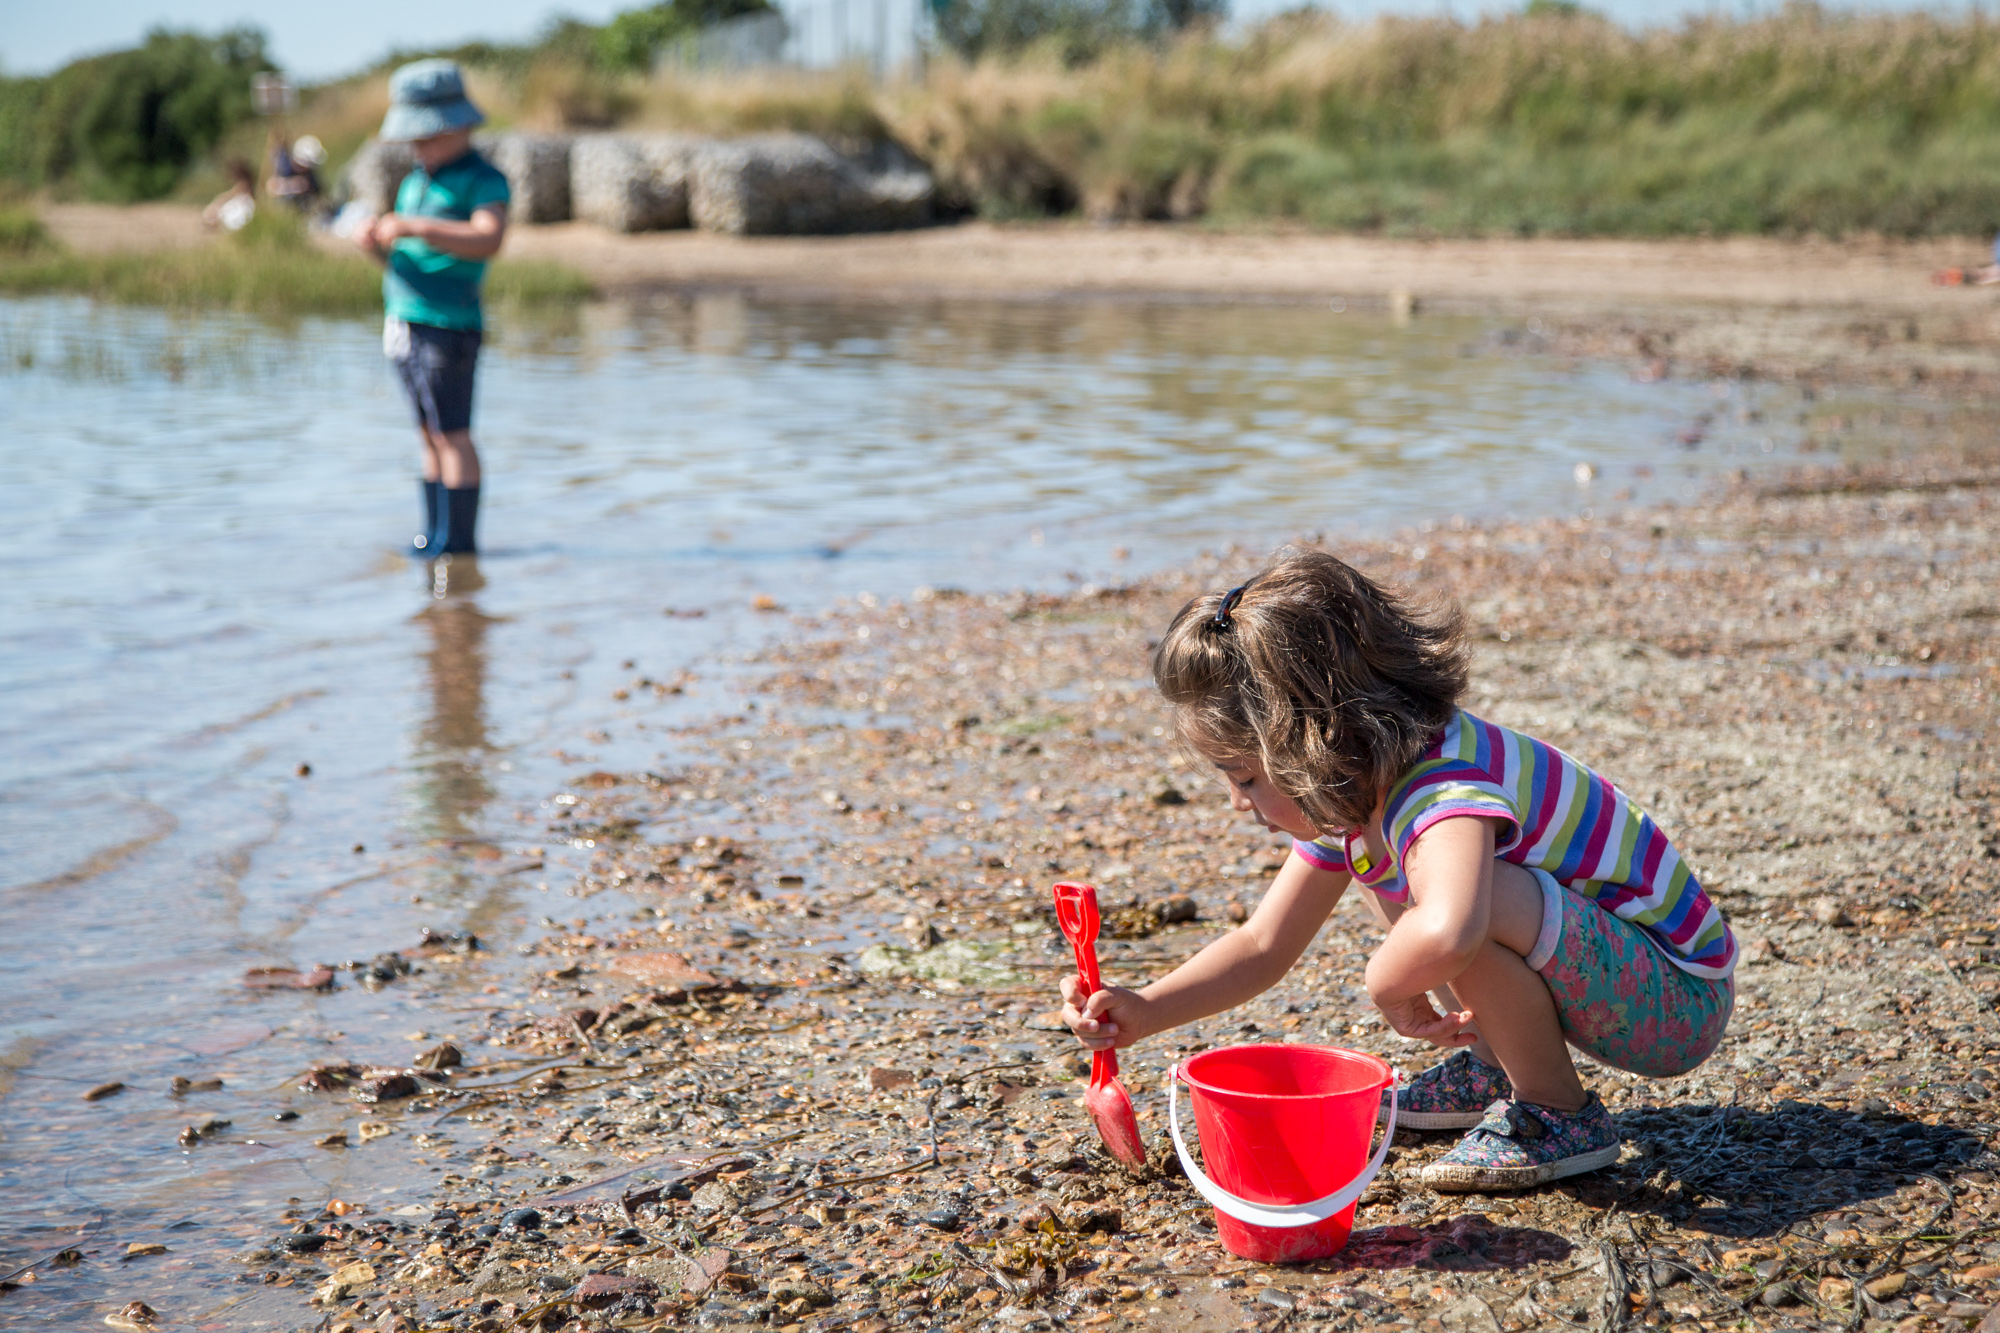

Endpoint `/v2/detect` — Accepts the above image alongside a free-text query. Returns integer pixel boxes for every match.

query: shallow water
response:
[0,291,1928,1325]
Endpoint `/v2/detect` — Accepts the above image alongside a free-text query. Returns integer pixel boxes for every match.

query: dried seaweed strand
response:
[1592,1241,1630,1333]
[1861,1174,1955,1283]
[740,1152,958,1218]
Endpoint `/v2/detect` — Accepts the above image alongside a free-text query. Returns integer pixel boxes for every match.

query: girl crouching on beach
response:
[1060,546,1735,1190]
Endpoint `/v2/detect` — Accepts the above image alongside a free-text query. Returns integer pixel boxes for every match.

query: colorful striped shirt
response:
[1292,711,1735,979]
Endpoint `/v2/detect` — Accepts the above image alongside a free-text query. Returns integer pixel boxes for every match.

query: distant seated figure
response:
[267,134,326,213]
[1976,236,2000,286]
[202,159,257,231]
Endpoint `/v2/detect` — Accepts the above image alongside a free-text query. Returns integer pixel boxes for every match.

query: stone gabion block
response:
[474,132,573,224]
[342,139,417,215]
[688,134,933,236]
[569,134,699,233]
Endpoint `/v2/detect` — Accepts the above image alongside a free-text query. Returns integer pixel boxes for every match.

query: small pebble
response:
[105,1301,158,1330]
[921,1210,962,1232]
[1760,1281,1800,1308]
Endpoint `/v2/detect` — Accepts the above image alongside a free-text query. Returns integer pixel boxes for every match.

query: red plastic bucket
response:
[1169,1044,1398,1264]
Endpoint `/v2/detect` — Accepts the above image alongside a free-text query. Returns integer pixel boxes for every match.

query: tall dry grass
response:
[284,5,2000,237]
[881,6,2000,234]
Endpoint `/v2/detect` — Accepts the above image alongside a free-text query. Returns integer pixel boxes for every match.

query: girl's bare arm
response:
[1063,849,1348,1049]
[1363,815,1498,1006]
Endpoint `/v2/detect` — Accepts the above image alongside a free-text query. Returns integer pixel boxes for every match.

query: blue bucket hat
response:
[379,59,485,142]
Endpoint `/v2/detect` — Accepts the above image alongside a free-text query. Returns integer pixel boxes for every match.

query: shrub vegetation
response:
[881,5,2000,234]
[15,4,2000,241]
[0,29,269,200]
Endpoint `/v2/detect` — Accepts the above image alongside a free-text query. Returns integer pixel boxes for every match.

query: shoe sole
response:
[1418,1142,1622,1192]
[1380,1105,1489,1130]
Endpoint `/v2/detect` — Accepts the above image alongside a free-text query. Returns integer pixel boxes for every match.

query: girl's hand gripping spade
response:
[1052,881,1147,1168]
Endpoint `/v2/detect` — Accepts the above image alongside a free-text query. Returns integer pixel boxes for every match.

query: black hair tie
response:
[1210,583,1249,632]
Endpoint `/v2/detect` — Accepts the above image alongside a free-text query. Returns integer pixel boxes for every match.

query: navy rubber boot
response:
[412,479,443,557]
[439,484,480,555]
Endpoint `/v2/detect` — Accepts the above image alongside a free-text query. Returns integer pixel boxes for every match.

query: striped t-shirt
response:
[1293,711,1735,979]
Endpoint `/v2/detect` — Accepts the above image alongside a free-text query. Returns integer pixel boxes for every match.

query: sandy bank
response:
[499,220,1980,315]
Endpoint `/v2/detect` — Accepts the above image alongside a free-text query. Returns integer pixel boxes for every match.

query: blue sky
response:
[2,0,1974,82]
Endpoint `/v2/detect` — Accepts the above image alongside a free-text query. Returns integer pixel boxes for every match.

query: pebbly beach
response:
[32,428,1991,1333]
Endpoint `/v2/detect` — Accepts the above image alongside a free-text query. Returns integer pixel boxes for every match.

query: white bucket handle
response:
[1167,1062,1399,1230]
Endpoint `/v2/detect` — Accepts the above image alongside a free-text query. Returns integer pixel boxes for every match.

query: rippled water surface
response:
[0,292,1923,1325]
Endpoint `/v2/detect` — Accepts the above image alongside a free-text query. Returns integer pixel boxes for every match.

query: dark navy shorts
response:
[387,318,481,435]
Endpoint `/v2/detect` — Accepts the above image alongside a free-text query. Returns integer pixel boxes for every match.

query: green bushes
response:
[0,29,268,200]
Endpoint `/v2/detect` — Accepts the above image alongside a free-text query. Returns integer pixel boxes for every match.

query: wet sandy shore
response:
[51,440,1987,1333]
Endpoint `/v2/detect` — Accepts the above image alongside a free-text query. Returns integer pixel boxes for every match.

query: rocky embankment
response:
[344,132,933,236]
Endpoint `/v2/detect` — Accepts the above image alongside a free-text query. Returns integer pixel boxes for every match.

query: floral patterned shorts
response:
[1524,869,1734,1078]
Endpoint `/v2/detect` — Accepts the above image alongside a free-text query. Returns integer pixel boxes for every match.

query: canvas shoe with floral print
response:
[1381,1051,1514,1130]
[1419,1093,1621,1191]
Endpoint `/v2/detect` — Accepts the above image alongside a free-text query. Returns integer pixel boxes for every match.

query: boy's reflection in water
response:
[410,558,512,945]
[415,556,495,842]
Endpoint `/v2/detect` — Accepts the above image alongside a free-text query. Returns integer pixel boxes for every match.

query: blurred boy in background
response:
[354,59,509,557]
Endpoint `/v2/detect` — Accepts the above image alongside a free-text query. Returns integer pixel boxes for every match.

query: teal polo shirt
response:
[383,149,511,332]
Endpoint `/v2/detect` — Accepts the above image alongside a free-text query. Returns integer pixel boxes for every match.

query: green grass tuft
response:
[486,259,596,305]
[0,205,54,255]
[0,208,595,316]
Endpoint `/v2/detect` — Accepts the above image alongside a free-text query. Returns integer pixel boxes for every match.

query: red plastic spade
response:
[1052,881,1147,1168]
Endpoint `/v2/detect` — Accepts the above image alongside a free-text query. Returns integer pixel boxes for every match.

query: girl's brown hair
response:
[1151,545,1468,832]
